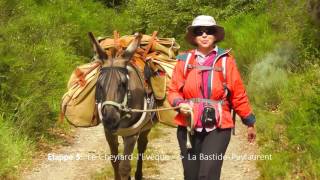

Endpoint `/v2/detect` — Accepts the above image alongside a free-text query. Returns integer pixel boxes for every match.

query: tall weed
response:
[0,114,33,178]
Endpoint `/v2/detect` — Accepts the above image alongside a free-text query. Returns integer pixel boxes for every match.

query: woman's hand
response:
[247,125,256,143]
[178,103,192,116]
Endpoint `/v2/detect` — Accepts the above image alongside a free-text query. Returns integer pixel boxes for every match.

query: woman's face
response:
[193,27,216,49]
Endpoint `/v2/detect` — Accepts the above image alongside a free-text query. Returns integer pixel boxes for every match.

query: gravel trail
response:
[22,122,259,180]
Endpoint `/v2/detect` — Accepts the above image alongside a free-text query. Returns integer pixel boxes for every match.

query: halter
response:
[96,66,131,120]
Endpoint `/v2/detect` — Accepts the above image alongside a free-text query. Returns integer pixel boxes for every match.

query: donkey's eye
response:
[121,75,128,83]
[118,82,126,90]
[119,77,126,87]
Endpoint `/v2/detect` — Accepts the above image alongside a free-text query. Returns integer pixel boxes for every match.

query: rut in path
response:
[22,123,259,180]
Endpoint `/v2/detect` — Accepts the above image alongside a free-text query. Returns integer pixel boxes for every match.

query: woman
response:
[168,15,256,180]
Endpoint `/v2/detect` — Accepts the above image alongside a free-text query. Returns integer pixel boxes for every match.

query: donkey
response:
[89,32,154,180]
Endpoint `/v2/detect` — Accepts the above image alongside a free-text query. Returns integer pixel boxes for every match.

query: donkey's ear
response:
[123,33,142,61]
[88,32,107,62]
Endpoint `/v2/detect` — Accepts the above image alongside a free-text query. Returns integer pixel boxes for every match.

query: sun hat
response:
[185,15,225,46]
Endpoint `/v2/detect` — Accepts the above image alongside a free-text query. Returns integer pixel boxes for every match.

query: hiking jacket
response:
[168,48,256,129]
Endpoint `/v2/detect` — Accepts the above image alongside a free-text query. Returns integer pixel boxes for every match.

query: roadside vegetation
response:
[0,0,319,178]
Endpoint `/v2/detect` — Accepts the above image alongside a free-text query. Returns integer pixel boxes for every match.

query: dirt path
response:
[220,122,260,179]
[144,124,184,180]
[22,125,109,180]
[22,122,259,180]
[145,123,259,180]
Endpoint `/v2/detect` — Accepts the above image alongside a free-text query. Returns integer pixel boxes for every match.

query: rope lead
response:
[104,100,195,149]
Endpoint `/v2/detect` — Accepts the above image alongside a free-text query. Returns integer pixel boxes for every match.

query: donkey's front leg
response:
[135,129,151,180]
[104,130,120,180]
[120,135,138,180]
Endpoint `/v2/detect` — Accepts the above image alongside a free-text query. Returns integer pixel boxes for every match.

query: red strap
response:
[113,30,120,50]
[143,31,158,61]
[75,61,102,87]
[113,31,122,58]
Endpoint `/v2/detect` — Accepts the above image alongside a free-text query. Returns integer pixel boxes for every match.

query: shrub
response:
[247,49,289,110]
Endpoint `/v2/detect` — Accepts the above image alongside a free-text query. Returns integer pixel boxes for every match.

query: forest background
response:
[0,0,319,179]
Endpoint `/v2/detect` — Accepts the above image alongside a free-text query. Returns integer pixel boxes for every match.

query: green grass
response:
[0,113,74,178]
[255,67,320,179]
[0,114,34,178]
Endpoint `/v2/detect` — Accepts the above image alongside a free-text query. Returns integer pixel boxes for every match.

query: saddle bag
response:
[60,61,101,127]
[155,98,178,128]
[150,73,167,100]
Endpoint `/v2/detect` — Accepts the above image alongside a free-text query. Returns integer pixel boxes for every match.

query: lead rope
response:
[186,109,194,149]
[131,106,194,149]
[105,103,195,149]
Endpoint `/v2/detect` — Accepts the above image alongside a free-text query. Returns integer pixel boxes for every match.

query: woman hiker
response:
[168,15,256,180]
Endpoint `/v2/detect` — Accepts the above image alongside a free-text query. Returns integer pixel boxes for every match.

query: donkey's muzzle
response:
[102,117,120,133]
[101,106,121,132]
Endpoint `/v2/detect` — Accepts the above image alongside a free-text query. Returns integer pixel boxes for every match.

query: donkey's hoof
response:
[135,172,142,180]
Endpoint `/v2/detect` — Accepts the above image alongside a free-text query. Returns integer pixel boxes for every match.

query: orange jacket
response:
[168,48,255,129]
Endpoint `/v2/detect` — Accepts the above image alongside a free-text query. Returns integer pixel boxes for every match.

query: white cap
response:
[190,15,217,27]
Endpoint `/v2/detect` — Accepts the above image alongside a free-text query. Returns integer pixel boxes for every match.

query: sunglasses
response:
[193,27,216,36]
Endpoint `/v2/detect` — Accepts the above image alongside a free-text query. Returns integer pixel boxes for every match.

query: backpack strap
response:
[181,50,228,96]
[222,56,228,98]
[221,55,236,135]
[222,56,227,80]
[183,52,193,77]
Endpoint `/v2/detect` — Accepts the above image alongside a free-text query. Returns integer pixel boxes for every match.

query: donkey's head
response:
[90,32,142,132]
